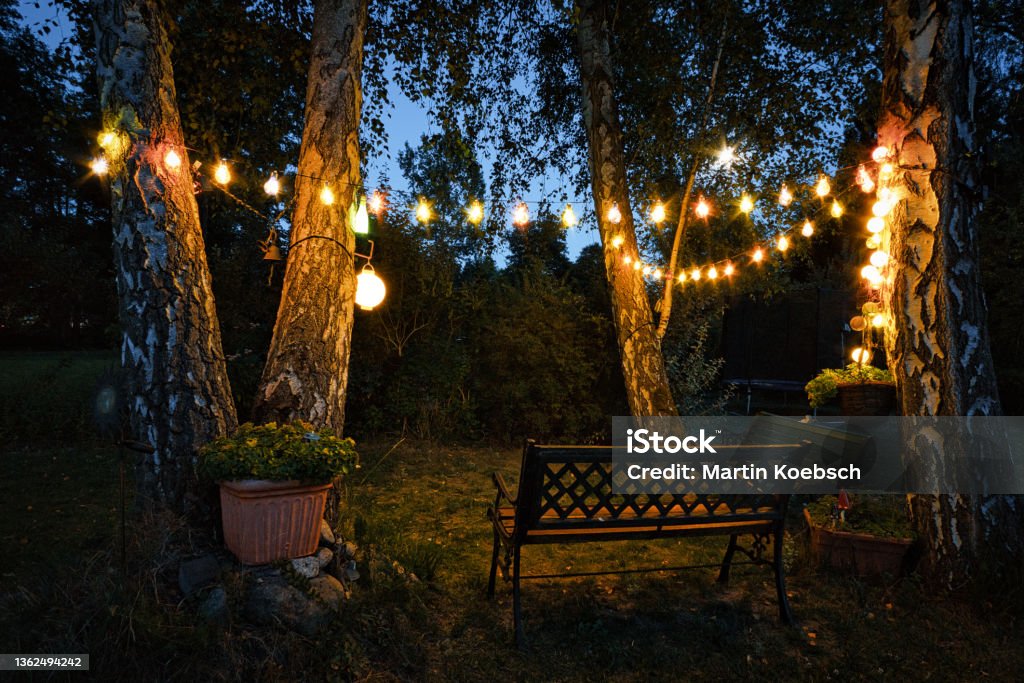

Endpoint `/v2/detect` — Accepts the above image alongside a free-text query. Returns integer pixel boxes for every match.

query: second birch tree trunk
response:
[575,0,677,417]
[253,0,368,433]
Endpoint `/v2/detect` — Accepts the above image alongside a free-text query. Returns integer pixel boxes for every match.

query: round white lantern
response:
[355,266,386,311]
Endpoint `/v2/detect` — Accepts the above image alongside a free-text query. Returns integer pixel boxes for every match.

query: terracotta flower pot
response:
[804,508,912,576]
[837,381,896,416]
[220,479,332,565]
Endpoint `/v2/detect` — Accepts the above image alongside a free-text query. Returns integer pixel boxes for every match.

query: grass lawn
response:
[0,351,1021,680]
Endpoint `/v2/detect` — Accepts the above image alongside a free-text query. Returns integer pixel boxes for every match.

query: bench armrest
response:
[492,472,517,506]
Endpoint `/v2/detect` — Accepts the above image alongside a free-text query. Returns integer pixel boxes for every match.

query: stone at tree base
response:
[290,555,320,579]
[309,574,346,610]
[178,555,221,597]
[316,547,333,569]
[199,586,228,625]
[319,519,336,546]
[245,579,330,637]
[337,541,358,560]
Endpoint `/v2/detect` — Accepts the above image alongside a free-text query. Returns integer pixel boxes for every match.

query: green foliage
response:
[0,6,115,347]
[806,494,915,539]
[199,422,358,484]
[347,135,623,443]
[804,363,893,408]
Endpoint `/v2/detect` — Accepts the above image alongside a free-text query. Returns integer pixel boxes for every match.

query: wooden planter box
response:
[220,480,332,565]
[804,508,912,576]
[837,381,896,416]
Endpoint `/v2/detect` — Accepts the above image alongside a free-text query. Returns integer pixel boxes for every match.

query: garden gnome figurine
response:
[837,489,851,525]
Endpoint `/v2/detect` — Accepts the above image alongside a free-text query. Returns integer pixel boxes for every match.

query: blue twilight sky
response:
[16,0,599,259]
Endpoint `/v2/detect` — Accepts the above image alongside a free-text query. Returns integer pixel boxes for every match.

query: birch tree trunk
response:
[94,0,237,512]
[575,0,677,417]
[253,0,367,432]
[878,0,1021,585]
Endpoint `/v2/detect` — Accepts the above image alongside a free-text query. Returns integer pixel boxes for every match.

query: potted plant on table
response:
[803,492,915,576]
[805,362,895,415]
[200,421,358,565]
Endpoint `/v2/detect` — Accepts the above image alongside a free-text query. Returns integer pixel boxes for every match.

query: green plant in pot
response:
[805,362,895,415]
[803,492,915,576]
[200,421,358,565]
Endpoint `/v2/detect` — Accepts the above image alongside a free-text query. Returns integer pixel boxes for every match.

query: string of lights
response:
[88,128,899,325]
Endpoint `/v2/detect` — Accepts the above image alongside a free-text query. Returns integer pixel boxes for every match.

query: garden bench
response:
[487,439,800,646]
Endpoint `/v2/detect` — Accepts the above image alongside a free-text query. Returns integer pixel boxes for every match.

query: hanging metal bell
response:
[263,245,284,262]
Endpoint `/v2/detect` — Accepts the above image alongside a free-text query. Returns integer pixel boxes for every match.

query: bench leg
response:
[772,522,795,625]
[717,534,739,584]
[487,527,500,598]
[512,544,525,648]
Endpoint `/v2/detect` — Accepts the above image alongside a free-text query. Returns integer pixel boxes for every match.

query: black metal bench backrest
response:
[513,441,785,541]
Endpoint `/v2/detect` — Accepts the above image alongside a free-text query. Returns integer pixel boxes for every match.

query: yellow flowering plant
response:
[199,421,358,484]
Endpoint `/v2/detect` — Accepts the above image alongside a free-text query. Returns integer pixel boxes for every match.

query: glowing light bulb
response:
[355,266,386,310]
[871,200,890,217]
[880,162,895,179]
[867,217,885,233]
[513,202,530,227]
[708,265,719,280]
[466,200,484,225]
[677,271,687,283]
[831,200,843,218]
[752,247,764,263]
[642,265,653,276]
[90,157,109,175]
[724,262,735,276]
[815,176,831,198]
[861,264,881,281]
[164,149,182,170]
[263,173,280,196]
[778,185,793,207]
[653,268,663,280]
[368,190,386,217]
[801,220,814,237]
[871,313,885,328]
[611,234,624,249]
[98,131,116,149]
[866,235,881,249]
[695,198,710,218]
[607,203,622,224]
[851,347,873,364]
[650,201,666,224]
[214,161,231,185]
[716,145,736,168]
[856,165,875,193]
[623,255,632,265]
[872,146,890,163]
[777,235,789,252]
[353,196,369,234]
[691,267,701,281]
[562,204,578,228]
[320,185,335,206]
[739,195,754,214]
[633,260,642,271]
[870,250,889,268]
[416,198,431,223]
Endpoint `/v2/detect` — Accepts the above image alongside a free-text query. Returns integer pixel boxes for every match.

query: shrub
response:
[804,363,893,408]
[199,421,358,484]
